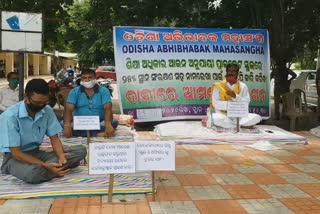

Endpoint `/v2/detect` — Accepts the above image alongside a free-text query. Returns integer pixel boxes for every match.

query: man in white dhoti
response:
[209,63,261,128]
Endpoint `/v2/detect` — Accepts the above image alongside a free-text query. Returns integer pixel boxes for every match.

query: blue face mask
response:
[9,79,19,88]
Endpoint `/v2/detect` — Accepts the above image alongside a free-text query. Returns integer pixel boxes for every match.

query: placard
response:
[227,101,249,118]
[73,116,100,130]
[89,142,135,174]
[136,141,175,171]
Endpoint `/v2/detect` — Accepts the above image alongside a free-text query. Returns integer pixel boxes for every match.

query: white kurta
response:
[211,81,261,128]
[0,85,19,111]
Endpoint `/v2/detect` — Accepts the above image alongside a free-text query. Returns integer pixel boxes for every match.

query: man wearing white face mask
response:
[63,69,118,137]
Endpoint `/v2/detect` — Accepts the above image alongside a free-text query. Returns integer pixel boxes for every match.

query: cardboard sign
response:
[136,141,175,171]
[89,142,135,174]
[73,116,100,130]
[227,101,249,118]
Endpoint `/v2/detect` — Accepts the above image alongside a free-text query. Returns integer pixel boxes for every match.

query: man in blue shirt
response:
[0,79,86,184]
[63,69,118,137]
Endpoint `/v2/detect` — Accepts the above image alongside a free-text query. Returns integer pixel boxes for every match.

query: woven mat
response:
[0,166,152,199]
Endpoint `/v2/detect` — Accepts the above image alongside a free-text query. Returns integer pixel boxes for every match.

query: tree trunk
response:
[270,0,290,120]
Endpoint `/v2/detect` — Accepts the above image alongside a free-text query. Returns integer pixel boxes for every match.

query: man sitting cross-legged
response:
[63,69,118,138]
[209,63,262,129]
[0,79,86,184]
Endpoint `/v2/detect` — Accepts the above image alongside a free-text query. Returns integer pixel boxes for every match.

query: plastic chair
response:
[281,92,310,131]
[293,88,308,112]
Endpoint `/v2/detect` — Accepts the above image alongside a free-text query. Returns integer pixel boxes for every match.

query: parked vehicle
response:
[95,65,116,81]
[290,70,317,107]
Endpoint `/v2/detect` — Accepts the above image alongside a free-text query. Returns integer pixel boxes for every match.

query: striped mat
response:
[0,166,152,199]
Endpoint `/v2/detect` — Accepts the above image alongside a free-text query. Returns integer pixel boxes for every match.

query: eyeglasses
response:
[29,96,49,106]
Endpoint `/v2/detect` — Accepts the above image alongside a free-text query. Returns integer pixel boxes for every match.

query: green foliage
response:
[56,0,320,70]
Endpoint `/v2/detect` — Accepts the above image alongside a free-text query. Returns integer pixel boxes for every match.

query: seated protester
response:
[0,72,19,114]
[0,79,87,184]
[63,69,118,137]
[209,63,261,128]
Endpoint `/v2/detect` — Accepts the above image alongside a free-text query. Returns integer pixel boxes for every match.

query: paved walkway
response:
[1,131,320,213]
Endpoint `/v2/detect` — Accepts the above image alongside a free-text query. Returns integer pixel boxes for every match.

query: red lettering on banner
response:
[197,33,207,41]
[123,32,135,41]
[126,90,139,104]
[183,86,211,100]
[125,88,178,104]
[207,33,218,42]
[255,34,264,43]
[259,89,266,101]
[173,30,183,41]
[242,34,254,42]
[250,88,259,101]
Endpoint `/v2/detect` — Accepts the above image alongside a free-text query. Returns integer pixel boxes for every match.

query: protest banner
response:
[114,27,270,122]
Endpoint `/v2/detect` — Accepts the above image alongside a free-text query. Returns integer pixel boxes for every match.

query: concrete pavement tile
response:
[278,156,311,164]
[212,173,254,185]
[260,184,311,198]
[278,172,320,184]
[238,198,294,214]
[101,194,147,203]
[303,156,320,163]
[246,173,287,184]
[155,174,181,187]
[279,145,306,151]
[249,156,283,164]
[207,144,233,150]
[214,149,245,157]
[146,186,191,201]
[223,184,271,199]
[296,184,320,197]
[149,201,200,214]
[280,198,320,213]
[262,164,300,173]
[176,174,217,186]
[176,156,197,165]
[184,185,232,200]
[187,149,216,157]
[234,164,271,173]
[194,200,247,214]
[290,149,318,156]
[176,150,190,157]
[201,164,238,174]
[194,156,227,164]
[175,165,206,174]
[265,150,295,157]
[291,163,320,172]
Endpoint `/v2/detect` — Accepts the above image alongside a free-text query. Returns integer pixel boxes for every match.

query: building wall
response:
[0,52,77,78]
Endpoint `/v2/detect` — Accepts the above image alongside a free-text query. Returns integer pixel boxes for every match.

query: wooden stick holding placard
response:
[236,117,240,133]
[152,171,156,201]
[86,130,91,143]
[108,174,114,203]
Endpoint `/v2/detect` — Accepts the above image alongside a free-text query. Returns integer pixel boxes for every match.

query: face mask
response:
[9,79,19,88]
[27,102,46,113]
[80,80,96,88]
[226,75,238,84]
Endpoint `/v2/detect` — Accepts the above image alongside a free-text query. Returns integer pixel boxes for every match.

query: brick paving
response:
[0,131,320,213]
